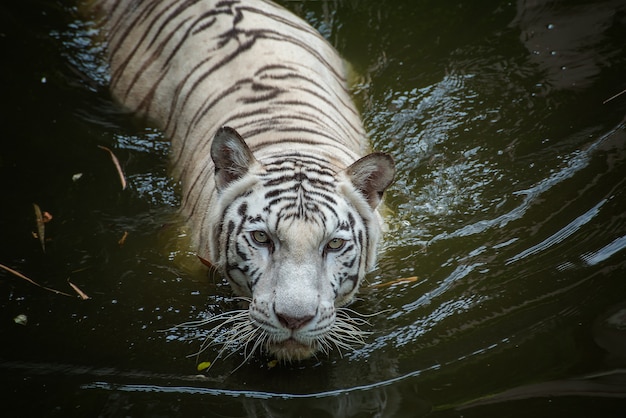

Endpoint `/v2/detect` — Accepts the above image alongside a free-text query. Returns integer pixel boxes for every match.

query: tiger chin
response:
[93,0,395,363]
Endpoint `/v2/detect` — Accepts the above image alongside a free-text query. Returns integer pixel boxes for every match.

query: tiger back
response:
[94,0,395,362]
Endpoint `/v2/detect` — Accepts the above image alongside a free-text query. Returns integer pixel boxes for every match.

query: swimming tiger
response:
[93,0,395,362]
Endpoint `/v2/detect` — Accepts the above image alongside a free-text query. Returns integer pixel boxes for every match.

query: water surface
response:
[1,0,626,416]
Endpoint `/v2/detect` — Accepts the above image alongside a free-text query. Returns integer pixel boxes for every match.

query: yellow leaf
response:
[197,361,211,372]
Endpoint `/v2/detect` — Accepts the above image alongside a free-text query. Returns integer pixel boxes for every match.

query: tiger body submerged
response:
[95,0,394,361]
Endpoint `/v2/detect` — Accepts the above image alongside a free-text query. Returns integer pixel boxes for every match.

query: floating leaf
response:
[197,361,211,372]
[98,145,127,190]
[267,359,279,369]
[370,276,418,289]
[72,173,83,182]
[0,263,72,297]
[118,231,129,246]
[33,203,46,253]
[197,255,216,269]
[13,314,28,326]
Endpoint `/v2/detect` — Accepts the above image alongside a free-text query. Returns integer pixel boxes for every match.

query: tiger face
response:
[208,127,395,361]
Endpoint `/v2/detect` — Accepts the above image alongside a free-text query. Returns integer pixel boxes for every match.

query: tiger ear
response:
[211,127,257,191]
[346,152,395,209]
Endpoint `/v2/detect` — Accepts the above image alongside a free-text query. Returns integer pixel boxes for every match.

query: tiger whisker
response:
[214,321,255,353]
[231,330,267,374]
[189,310,268,373]
[317,311,371,355]
[183,302,376,369]
[222,325,257,356]
[317,337,333,356]
[337,306,392,320]
[184,310,250,358]
[162,308,248,333]
[191,336,252,374]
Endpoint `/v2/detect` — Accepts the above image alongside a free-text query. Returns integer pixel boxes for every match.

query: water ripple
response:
[506,199,606,265]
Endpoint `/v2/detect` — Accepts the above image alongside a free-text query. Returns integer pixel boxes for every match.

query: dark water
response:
[2,0,626,416]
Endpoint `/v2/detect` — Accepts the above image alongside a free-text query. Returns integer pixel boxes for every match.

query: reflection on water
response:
[1,0,626,416]
[513,0,626,92]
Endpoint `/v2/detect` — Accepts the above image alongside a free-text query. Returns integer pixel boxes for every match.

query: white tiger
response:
[93,0,395,362]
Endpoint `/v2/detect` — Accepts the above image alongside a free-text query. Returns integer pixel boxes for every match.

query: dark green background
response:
[1,0,626,416]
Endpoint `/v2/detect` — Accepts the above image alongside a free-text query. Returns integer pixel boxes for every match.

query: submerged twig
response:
[68,280,90,300]
[369,276,418,289]
[603,89,626,105]
[0,263,72,297]
[98,145,127,190]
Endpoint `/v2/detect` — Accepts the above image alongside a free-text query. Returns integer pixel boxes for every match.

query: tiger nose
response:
[276,312,314,330]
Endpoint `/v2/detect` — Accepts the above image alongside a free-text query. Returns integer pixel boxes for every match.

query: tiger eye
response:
[252,230,270,245]
[327,238,345,251]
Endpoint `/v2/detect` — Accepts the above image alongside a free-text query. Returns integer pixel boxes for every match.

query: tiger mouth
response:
[267,338,317,361]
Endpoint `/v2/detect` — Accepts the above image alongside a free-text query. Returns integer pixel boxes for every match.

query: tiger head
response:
[207,127,395,362]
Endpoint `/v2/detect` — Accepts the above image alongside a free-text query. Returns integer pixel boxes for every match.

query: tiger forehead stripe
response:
[261,165,337,192]
[262,159,331,174]
[265,152,336,165]
[264,154,337,168]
